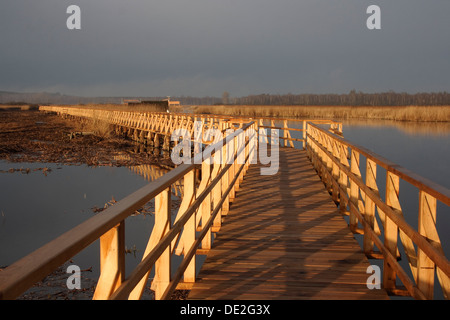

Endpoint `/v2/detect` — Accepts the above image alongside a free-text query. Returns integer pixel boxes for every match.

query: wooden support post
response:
[201,159,212,250]
[227,131,236,201]
[338,143,349,215]
[128,188,172,300]
[163,135,170,151]
[221,133,230,216]
[417,191,437,299]
[152,188,172,300]
[238,131,245,183]
[383,172,400,291]
[331,140,340,204]
[212,160,222,232]
[154,133,160,148]
[93,222,125,300]
[303,120,307,150]
[183,171,197,283]
[363,159,377,255]
[349,150,361,232]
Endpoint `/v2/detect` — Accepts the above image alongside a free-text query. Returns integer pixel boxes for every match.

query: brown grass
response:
[193,105,450,122]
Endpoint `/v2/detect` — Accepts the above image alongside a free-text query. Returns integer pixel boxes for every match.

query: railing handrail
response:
[0,112,255,299]
[306,121,450,300]
[307,122,450,206]
[39,105,343,125]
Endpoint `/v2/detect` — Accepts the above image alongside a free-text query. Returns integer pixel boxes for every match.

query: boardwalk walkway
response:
[188,148,389,299]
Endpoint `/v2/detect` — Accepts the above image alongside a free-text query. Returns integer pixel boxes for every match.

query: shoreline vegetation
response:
[193,105,450,122]
[2,103,450,122]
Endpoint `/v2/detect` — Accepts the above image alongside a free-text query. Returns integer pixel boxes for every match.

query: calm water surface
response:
[0,162,180,280]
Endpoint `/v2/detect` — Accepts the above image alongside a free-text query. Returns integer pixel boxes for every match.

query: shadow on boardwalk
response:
[188,148,389,300]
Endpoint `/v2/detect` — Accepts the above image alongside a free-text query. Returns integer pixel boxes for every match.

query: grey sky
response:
[0,1,449,97]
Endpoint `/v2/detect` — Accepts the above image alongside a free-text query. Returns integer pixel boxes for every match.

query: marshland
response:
[0,104,449,299]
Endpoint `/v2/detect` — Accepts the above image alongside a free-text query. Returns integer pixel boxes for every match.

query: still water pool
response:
[0,162,178,281]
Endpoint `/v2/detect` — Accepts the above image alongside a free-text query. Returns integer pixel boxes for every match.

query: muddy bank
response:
[0,109,174,168]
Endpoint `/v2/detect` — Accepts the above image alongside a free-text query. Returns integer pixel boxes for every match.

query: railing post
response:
[302,120,307,150]
[152,187,172,300]
[183,170,197,283]
[212,159,222,232]
[417,190,437,299]
[221,128,230,216]
[233,133,241,191]
[201,158,212,250]
[349,150,361,232]
[338,143,349,216]
[331,140,340,204]
[93,222,125,300]
[363,159,377,254]
[129,187,172,300]
[228,130,236,201]
[237,130,245,183]
[383,171,400,291]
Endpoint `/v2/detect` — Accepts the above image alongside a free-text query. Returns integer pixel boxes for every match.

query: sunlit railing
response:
[7,105,448,300]
[0,119,257,300]
[306,122,450,300]
[39,106,236,149]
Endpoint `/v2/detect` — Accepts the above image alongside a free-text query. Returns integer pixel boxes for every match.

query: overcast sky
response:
[0,1,449,97]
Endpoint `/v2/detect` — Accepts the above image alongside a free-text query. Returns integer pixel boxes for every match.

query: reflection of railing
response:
[0,121,256,300]
[129,164,183,198]
[112,154,183,197]
[306,122,450,300]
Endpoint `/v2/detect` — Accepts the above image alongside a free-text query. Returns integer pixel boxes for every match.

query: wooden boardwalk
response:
[188,148,389,300]
[1,109,447,300]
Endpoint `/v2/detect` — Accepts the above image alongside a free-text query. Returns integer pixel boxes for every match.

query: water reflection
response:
[342,119,450,136]
[341,120,450,189]
[0,160,186,293]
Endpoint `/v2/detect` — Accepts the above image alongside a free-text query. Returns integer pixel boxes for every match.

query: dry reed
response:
[193,105,450,122]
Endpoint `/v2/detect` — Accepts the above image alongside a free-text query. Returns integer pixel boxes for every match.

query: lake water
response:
[341,120,449,299]
[1,119,449,299]
[0,162,189,285]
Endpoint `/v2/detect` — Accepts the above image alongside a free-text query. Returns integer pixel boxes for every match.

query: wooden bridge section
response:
[0,106,449,300]
[188,148,388,299]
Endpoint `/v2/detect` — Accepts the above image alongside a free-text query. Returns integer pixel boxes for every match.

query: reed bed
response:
[193,105,450,122]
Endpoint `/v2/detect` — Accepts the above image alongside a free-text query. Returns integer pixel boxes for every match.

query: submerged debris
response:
[0,167,52,175]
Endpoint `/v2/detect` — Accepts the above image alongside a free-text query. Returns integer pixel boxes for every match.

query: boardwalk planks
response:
[188,148,389,300]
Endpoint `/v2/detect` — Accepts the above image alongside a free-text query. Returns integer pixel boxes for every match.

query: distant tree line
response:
[2,90,450,106]
[225,90,450,106]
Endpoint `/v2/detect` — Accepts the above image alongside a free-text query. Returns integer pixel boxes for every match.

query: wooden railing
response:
[306,122,450,300]
[256,117,342,149]
[6,105,448,300]
[0,120,257,300]
[39,106,243,148]
[39,106,342,150]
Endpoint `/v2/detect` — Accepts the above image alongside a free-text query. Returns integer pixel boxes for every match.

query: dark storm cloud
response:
[0,0,449,97]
